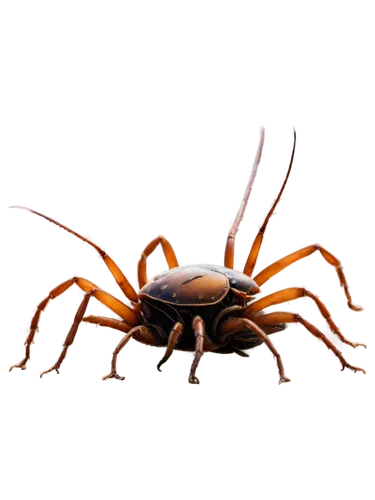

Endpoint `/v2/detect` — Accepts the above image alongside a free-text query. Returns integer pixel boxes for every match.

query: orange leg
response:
[224,128,265,269]
[40,291,94,377]
[82,314,220,385]
[11,206,138,302]
[157,322,184,372]
[103,325,158,381]
[138,235,179,289]
[82,314,161,382]
[9,277,139,372]
[253,244,363,311]
[243,287,366,348]
[83,315,130,333]
[82,313,163,347]
[243,130,296,276]
[218,317,290,384]
[255,312,366,374]
[84,312,166,338]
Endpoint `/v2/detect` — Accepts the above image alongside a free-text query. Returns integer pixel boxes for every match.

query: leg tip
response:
[99,372,128,384]
[186,375,201,387]
[277,374,293,388]
[349,302,367,314]
[155,363,163,375]
[7,361,28,375]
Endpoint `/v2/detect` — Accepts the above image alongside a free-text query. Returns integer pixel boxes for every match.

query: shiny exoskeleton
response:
[138,264,284,355]
[10,128,366,384]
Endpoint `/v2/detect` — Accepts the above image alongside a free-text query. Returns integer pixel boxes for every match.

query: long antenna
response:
[8,203,107,257]
[224,127,265,268]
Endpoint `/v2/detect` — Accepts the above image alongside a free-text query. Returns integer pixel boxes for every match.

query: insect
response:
[10,128,366,384]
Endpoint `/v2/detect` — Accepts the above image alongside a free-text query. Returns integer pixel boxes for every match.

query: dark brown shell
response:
[139,264,259,306]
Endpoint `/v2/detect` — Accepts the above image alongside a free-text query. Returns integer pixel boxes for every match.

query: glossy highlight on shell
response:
[9,128,366,385]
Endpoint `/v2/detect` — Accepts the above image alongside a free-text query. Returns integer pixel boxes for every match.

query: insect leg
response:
[82,313,162,347]
[138,235,179,289]
[243,130,296,276]
[254,312,366,374]
[10,278,138,372]
[253,244,363,311]
[84,315,173,376]
[218,317,291,384]
[102,325,158,381]
[243,287,366,348]
[188,316,206,384]
[40,291,94,377]
[83,315,130,333]
[157,322,184,372]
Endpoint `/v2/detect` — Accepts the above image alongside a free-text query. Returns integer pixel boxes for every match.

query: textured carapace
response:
[9,128,366,384]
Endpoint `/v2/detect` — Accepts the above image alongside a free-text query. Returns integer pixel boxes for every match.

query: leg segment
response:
[138,235,179,289]
[254,244,363,311]
[224,127,265,269]
[40,291,94,377]
[157,322,184,372]
[102,325,158,380]
[10,277,138,372]
[243,130,296,276]
[82,314,162,347]
[11,206,138,302]
[219,317,290,384]
[243,287,366,348]
[255,312,366,374]
[83,315,130,333]
[189,316,206,384]
[102,327,136,381]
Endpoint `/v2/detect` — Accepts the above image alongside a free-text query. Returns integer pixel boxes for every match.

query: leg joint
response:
[192,316,204,331]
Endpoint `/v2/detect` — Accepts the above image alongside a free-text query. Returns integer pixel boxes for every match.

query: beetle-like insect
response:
[10,128,366,384]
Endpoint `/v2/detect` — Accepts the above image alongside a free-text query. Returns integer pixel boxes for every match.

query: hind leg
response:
[243,287,366,348]
[255,312,366,374]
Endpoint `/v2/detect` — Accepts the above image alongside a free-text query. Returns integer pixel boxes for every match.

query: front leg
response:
[157,322,184,372]
[218,317,291,385]
[103,325,158,381]
[102,329,131,380]
[189,316,205,384]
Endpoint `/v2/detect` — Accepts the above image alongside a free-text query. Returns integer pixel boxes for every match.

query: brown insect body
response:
[9,128,366,384]
[138,264,265,353]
